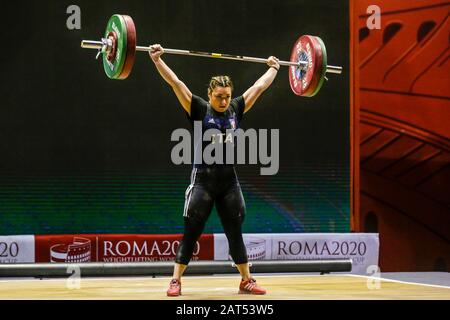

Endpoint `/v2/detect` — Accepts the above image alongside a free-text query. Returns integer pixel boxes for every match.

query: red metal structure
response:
[350,0,449,271]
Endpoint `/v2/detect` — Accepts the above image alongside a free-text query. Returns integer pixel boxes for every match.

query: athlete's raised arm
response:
[242,56,280,113]
[149,44,193,115]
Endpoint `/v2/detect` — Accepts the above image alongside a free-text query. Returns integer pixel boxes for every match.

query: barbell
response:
[81,14,343,97]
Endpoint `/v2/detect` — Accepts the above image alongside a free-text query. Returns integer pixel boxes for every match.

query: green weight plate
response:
[309,36,327,97]
[102,15,128,79]
[302,36,324,97]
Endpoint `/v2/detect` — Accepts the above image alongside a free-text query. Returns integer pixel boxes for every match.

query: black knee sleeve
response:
[175,215,207,265]
[221,216,248,264]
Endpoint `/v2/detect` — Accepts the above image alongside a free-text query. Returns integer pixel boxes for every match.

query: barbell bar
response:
[81,40,342,74]
[80,14,343,96]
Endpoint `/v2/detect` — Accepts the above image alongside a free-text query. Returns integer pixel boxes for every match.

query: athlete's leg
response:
[174,185,214,273]
[167,183,214,296]
[216,184,248,269]
[216,183,266,294]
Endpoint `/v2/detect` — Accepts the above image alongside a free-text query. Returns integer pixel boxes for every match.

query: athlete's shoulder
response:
[191,94,208,105]
[189,94,208,121]
[230,95,245,119]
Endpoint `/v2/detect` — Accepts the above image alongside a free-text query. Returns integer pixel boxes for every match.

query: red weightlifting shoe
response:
[239,278,266,295]
[166,279,181,297]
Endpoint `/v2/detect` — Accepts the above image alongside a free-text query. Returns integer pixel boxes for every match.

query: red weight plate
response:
[106,31,118,62]
[302,36,324,97]
[117,15,137,80]
[289,35,319,96]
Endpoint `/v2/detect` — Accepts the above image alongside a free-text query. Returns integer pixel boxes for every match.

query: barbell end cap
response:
[80,40,91,49]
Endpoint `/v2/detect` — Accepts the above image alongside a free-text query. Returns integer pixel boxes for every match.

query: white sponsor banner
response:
[214,233,379,275]
[0,235,35,263]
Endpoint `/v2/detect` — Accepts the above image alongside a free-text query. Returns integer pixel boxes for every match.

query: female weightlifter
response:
[149,44,279,297]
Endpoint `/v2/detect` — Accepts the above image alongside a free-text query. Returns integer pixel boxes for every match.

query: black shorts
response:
[176,165,248,265]
[183,165,246,223]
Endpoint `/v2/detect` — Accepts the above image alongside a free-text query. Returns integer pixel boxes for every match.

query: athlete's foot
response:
[239,278,266,295]
[167,279,181,297]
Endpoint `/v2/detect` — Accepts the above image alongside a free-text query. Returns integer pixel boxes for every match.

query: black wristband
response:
[270,66,280,71]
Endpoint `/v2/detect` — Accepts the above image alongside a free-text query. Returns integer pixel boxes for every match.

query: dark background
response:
[0,0,350,234]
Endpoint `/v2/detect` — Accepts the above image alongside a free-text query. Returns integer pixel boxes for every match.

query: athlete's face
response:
[208,86,232,112]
